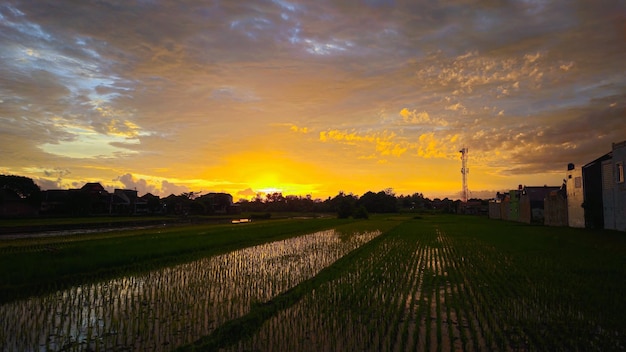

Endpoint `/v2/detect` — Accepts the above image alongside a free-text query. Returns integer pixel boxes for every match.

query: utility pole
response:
[460,147,469,203]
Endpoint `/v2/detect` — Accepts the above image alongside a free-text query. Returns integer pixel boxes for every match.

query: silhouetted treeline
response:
[0,174,486,218]
[237,190,469,218]
[0,175,42,217]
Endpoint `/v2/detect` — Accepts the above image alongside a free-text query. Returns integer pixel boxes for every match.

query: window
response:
[574,176,582,188]
[617,162,625,184]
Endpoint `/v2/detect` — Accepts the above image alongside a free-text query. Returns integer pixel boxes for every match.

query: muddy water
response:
[0,229,380,352]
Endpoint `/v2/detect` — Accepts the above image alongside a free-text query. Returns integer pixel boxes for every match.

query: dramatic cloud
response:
[115,173,158,195]
[1,0,624,199]
[161,180,189,197]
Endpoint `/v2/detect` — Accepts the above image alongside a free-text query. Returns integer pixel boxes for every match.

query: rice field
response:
[1,215,625,351]
[0,229,380,351]
[222,216,626,351]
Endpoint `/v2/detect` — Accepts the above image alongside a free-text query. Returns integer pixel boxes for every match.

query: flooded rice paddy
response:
[226,224,625,352]
[2,216,625,351]
[0,229,380,351]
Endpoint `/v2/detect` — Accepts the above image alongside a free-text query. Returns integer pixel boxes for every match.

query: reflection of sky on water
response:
[0,229,380,351]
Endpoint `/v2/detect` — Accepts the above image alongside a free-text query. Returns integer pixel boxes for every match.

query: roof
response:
[613,140,626,150]
[583,152,612,169]
[80,182,106,193]
[522,186,560,202]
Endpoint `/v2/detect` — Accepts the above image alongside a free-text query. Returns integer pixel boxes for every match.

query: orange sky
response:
[0,1,624,200]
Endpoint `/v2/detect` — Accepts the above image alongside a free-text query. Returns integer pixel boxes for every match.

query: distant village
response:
[0,182,238,218]
[487,140,626,232]
[1,141,624,232]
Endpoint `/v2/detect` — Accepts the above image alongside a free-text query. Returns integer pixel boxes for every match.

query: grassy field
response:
[1,214,624,351]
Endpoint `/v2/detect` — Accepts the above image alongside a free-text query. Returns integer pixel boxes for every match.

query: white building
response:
[602,140,626,231]
[566,163,585,228]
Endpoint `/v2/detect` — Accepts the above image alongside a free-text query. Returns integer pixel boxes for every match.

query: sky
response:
[1,0,624,201]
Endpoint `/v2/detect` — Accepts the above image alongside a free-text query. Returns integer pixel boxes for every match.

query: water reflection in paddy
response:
[0,229,380,351]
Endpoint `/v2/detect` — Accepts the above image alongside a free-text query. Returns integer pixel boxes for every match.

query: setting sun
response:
[0,1,623,200]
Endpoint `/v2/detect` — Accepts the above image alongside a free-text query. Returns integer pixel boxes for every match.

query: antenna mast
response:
[459,147,469,203]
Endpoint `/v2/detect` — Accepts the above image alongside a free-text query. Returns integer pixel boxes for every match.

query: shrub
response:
[353,206,369,219]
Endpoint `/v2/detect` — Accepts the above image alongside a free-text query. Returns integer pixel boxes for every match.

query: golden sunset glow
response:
[1,1,624,200]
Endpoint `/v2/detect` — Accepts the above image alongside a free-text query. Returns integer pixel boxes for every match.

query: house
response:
[458,200,487,215]
[544,188,568,227]
[500,193,510,220]
[140,193,163,214]
[519,185,560,224]
[488,192,508,219]
[80,183,110,215]
[566,163,585,228]
[40,189,70,215]
[196,192,236,214]
[508,187,522,222]
[41,183,111,216]
[602,141,626,231]
[488,199,500,219]
[111,189,144,215]
[582,152,611,229]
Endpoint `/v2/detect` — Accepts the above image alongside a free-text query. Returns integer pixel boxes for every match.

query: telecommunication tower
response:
[459,147,469,203]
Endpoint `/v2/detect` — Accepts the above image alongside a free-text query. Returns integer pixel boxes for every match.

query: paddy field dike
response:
[0,214,624,351]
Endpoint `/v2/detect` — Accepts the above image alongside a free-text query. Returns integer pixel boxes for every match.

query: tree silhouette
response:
[358,190,397,213]
[0,175,41,206]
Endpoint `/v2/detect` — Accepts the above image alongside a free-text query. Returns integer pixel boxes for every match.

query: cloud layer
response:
[1,0,624,198]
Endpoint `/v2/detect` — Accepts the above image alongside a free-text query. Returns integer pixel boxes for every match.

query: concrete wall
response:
[488,201,501,219]
[604,141,626,231]
[508,190,520,222]
[602,160,616,230]
[566,166,585,228]
[502,201,510,221]
[545,191,568,226]
[519,194,531,224]
[614,142,626,231]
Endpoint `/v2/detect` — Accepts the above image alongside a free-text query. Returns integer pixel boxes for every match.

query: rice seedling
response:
[223,215,626,352]
[3,215,625,351]
[0,228,381,351]
[0,217,353,302]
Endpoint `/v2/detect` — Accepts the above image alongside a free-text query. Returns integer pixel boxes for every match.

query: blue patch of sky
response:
[271,0,300,13]
[1,4,123,105]
[304,38,352,56]
[74,36,102,60]
[4,4,25,17]
[287,24,301,44]
[41,131,140,159]
[230,17,274,39]
[0,5,51,42]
